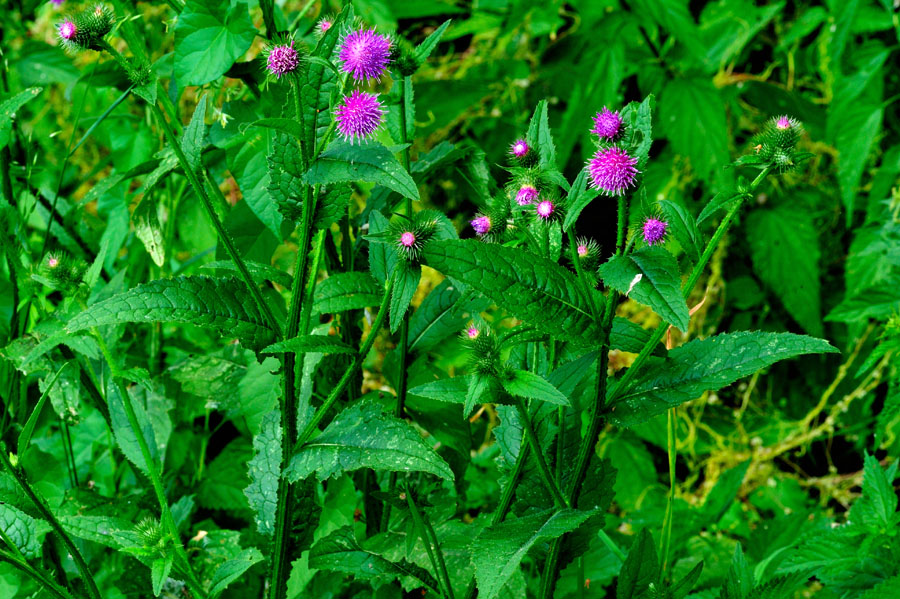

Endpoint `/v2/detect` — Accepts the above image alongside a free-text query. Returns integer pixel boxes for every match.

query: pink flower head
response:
[339,28,391,82]
[510,138,529,159]
[47,256,59,268]
[466,326,479,339]
[577,244,588,257]
[470,215,491,236]
[642,217,667,246]
[57,19,77,41]
[266,41,300,78]
[591,107,622,139]
[775,115,800,130]
[50,0,64,6]
[400,231,416,247]
[536,200,555,220]
[515,185,539,206]
[588,146,639,196]
[317,18,332,35]
[335,90,384,144]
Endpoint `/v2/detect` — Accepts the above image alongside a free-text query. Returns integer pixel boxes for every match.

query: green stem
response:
[259,0,278,38]
[0,551,75,599]
[288,0,318,33]
[148,103,281,335]
[515,397,568,508]
[566,229,600,320]
[406,490,456,599]
[93,334,208,599]
[0,447,101,599]
[659,407,677,576]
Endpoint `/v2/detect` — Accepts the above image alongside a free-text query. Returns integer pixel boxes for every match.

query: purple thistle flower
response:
[50,0,64,6]
[588,146,639,196]
[266,41,300,78]
[335,90,384,144]
[339,29,392,82]
[470,215,491,236]
[536,200,555,220]
[400,231,416,247]
[515,185,539,206]
[775,115,799,130]
[466,326,479,339]
[57,19,77,41]
[47,256,60,268]
[317,18,332,35]
[591,107,622,139]
[642,217,668,246]
[577,244,588,257]
[510,138,529,159]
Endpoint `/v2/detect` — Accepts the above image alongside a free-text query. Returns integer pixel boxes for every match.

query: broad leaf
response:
[390,262,421,333]
[501,370,570,406]
[66,276,277,352]
[610,332,837,427]
[208,548,264,597]
[286,400,453,482]
[244,410,281,536]
[0,503,49,559]
[409,375,470,404]
[422,240,602,347]
[174,0,256,87]
[314,272,384,313]
[263,335,355,356]
[526,99,557,169]
[599,247,690,331]
[305,140,420,202]
[617,528,659,599]
[659,200,702,263]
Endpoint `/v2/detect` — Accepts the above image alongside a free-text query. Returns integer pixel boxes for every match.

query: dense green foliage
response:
[1,1,899,599]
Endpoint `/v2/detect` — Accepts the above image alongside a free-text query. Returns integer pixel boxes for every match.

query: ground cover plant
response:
[1,0,899,597]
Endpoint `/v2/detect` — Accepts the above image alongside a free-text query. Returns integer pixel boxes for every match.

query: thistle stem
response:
[515,397,568,508]
[0,551,75,599]
[659,406,677,575]
[406,490,456,599]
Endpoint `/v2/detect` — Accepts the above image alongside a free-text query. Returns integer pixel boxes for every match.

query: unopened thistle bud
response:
[316,17,333,38]
[591,107,622,140]
[57,4,115,52]
[642,217,668,246]
[768,115,802,150]
[386,215,437,262]
[339,28,392,82]
[569,237,601,270]
[466,326,501,376]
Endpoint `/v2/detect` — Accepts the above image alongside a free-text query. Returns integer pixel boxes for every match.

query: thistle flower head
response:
[335,90,384,144]
[317,17,333,36]
[536,199,555,220]
[339,28,392,82]
[47,255,60,268]
[400,231,416,247]
[470,215,491,237]
[51,0,65,7]
[588,146,639,196]
[510,138,529,159]
[515,185,539,206]
[642,217,668,246]
[265,40,300,78]
[385,213,437,262]
[591,107,622,140]
[465,325,480,339]
[776,115,797,130]
[569,237,601,272]
[763,114,803,152]
[58,19,77,41]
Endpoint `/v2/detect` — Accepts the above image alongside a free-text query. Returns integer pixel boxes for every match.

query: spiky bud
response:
[38,251,87,292]
[642,217,668,246]
[265,40,301,79]
[569,237,601,271]
[315,17,333,38]
[591,107,623,140]
[57,4,115,52]
[765,115,802,150]
[465,326,502,377]
[387,214,437,262]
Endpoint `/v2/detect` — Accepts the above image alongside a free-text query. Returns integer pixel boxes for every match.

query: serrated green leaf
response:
[286,400,453,482]
[315,184,351,229]
[207,548,264,597]
[151,554,174,597]
[826,273,900,323]
[245,118,304,142]
[309,526,439,590]
[409,280,487,352]
[409,375,470,405]
[661,77,729,181]
[473,508,594,599]
[720,544,753,599]
[305,140,419,202]
[610,332,837,427]
[414,19,452,65]
[698,190,744,225]
[747,206,822,336]
[610,317,653,353]
[0,503,50,559]
[263,335,355,356]
[619,94,655,166]
[244,410,281,536]
[599,247,690,331]
[856,453,899,529]
[108,381,158,475]
[202,260,292,288]
[133,196,165,267]
[181,94,208,171]
[526,100,557,169]
[267,132,306,224]
[501,370,570,406]
[659,200,702,263]
[562,168,601,232]
[617,528,659,599]
[390,262,421,333]
[57,514,132,550]
[422,240,602,347]
[314,271,384,313]
[66,276,277,352]
[671,562,704,599]
[174,0,256,87]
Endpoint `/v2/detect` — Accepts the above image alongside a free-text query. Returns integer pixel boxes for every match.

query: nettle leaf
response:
[267,132,306,224]
[263,335,355,356]
[305,140,420,202]
[409,375,470,405]
[174,0,256,87]
[108,382,158,475]
[610,332,837,427]
[309,526,439,590]
[208,548,264,597]
[599,247,690,331]
[852,453,899,529]
[133,197,165,267]
[526,100,557,170]
[659,200,702,263]
[390,262,421,333]
[421,240,602,347]
[314,271,384,313]
[746,206,822,336]
[501,370,570,406]
[721,544,753,599]
[66,276,278,352]
[472,508,594,599]
[286,400,453,482]
[244,410,281,536]
[181,94,208,171]
[562,168,600,232]
[0,503,50,559]
[57,515,132,550]
[617,528,659,599]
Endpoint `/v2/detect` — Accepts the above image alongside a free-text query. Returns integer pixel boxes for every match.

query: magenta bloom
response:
[591,107,622,139]
[57,19,77,41]
[775,115,799,130]
[642,217,667,246]
[50,0,64,6]
[47,256,59,268]
[317,18,332,35]
[400,232,416,247]
[515,185,539,206]
[470,215,491,236]
[536,200,555,220]
[335,91,384,144]
[510,139,529,159]
[466,326,479,339]
[339,29,391,82]
[577,244,588,257]
[266,41,300,78]
[588,146,639,196]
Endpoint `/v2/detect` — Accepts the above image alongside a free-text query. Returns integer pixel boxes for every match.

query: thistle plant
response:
[3,4,896,599]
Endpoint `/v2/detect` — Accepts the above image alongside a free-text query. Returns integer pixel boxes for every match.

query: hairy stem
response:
[0,551,75,599]
[515,397,568,508]
[406,490,456,599]
[659,407,677,576]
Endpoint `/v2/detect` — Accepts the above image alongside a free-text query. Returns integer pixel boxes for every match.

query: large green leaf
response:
[108,382,159,476]
[208,548,264,597]
[309,526,439,590]
[286,400,453,482]
[501,370,570,406]
[599,247,690,331]
[314,271,384,313]
[66,276,277,352]
[174,0,256,87]
[0,503,50,559]
[243,410,281,536]
[526,100,557,170]
[422,240,602,347]
[659,200,702,263]
[610,332,837,427]
[660,77,729,181]
[472,508,594,599]
[617,528,659,599]
[746,206,821,336]
[305,140,420,202]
